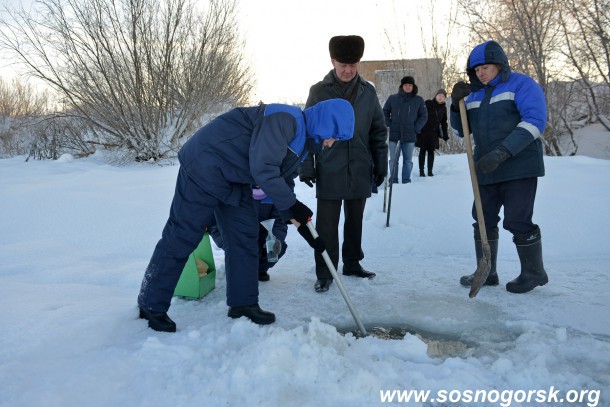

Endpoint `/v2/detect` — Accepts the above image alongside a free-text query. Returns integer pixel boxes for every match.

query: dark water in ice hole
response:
[339,324,477,358]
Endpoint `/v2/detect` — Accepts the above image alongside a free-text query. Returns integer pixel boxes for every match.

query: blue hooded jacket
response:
[178,99,354,212]
[450,40,547,184]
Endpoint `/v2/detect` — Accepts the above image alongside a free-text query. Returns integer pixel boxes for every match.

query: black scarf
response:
[332,70,359,103]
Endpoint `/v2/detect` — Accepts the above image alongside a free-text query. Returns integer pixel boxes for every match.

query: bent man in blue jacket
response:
[137,99,354,332]
[450,40,549,294]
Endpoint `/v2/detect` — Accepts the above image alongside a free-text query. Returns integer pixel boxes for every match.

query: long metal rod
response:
[306,222,367,337]
[386,140,401,227]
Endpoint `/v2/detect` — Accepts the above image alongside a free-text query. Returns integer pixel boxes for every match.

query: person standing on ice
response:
[416,88,449,177]
[137,99,354,332]
[450,40,548,294]
[299,35,388,293]
[383,75,428,184]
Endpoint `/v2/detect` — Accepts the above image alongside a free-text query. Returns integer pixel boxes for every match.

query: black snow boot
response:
[419,169,426,177]
[139,307,176,332]
[228,304,276,325]
[427,155,434,176]
[460,227,499,287]
[506,227,548,294]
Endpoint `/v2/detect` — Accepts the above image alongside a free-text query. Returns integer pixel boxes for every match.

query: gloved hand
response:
[300,176,316,188]
[290,199,313,225]
[374,174,385,187]
[451,81,471,110]
[297,224,326,253]
[476,146,512,174]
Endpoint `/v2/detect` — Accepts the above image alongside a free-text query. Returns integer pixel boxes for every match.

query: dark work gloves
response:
[476,146,512,174]
[290,199,313,225]
[297,224,326,253]
[374,174,385,187]
[300,176,316,188]
[451,81,471,110]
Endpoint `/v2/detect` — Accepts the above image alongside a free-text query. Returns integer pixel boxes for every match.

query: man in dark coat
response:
[417,89,449,177]
[299,35,388,293]
[450,40,548,294]
[383,76,428,183]
[137,99,355,332]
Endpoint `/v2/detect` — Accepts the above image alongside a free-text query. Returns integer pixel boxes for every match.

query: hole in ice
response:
[339,324,476,358]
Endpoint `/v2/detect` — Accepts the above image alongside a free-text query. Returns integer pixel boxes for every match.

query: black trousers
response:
[314,198,366,279]
[418,148,434,171]
[473,177,538,236]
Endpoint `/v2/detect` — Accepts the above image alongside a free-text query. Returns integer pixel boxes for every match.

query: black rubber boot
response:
[506,227,548,293]
[139,307,176,332]
[428,155,434,176]
[460,227,499,287]
[228,304,276,325]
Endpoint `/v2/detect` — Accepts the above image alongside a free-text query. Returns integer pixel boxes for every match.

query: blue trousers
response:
[389,141,415,183]
[138,167,259,312]
[473,177,539,236]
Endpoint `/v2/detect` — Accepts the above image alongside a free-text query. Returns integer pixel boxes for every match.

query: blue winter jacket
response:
[450,40,547,185]
[383,86,428,143]
[178,100,354,212]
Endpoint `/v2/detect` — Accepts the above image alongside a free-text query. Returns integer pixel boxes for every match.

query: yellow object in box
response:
[173,233,216,299]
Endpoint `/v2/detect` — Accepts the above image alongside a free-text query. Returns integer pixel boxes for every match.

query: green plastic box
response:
[173,233,216,299]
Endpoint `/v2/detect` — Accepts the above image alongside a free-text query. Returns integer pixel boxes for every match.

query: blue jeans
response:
[389,141,415,183]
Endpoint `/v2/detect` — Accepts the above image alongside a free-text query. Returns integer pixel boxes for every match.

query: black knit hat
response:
[329,35,365,64]
[401,76,415,85]
[436,88,447,97]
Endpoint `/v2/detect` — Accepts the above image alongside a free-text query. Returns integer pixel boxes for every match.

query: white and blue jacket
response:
[450,40,547,185]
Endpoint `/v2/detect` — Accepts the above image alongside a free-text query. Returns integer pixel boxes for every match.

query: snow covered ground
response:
[1,147,609,406]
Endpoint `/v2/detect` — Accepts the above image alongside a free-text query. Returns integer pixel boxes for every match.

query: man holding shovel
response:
[450,40,549,294]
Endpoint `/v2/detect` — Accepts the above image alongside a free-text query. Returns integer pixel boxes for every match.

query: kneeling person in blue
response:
[208,187,288,282]
[137,99,354,332]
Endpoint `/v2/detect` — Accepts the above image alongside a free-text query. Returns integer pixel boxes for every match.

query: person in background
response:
[416,89,449,177]
[383,76,428,184]
[299,35,388,293]
[137,99,354,332]
[208,188,288,282]
[450,40,548,294]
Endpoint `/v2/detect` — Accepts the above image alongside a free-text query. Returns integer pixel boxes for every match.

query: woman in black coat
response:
[416,89,449,176]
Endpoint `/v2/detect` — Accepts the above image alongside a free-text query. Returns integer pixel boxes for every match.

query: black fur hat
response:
[329,35,365,64]
[401,76,415,85]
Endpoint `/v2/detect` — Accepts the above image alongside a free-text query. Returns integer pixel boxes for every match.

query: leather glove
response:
[290,199,313,225]
[476,146,512,174]
[451,81,471,110]
[297,224,326,253]
[374,174,385,187]
[300,176,316,188]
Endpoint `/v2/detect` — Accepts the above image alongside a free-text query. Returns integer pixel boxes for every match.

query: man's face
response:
[402,83,413,93]
[474,64,500,85]
[332,59,359,82]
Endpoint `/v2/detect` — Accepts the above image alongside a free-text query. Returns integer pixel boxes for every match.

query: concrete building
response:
[359,58,443,105]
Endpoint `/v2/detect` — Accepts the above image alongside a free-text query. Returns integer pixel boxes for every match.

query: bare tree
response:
[0,0,252,162]
[0,77,49,157]
[559,0,610,131]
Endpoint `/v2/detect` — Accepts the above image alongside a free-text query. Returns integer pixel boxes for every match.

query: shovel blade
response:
[469,245,492,298]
